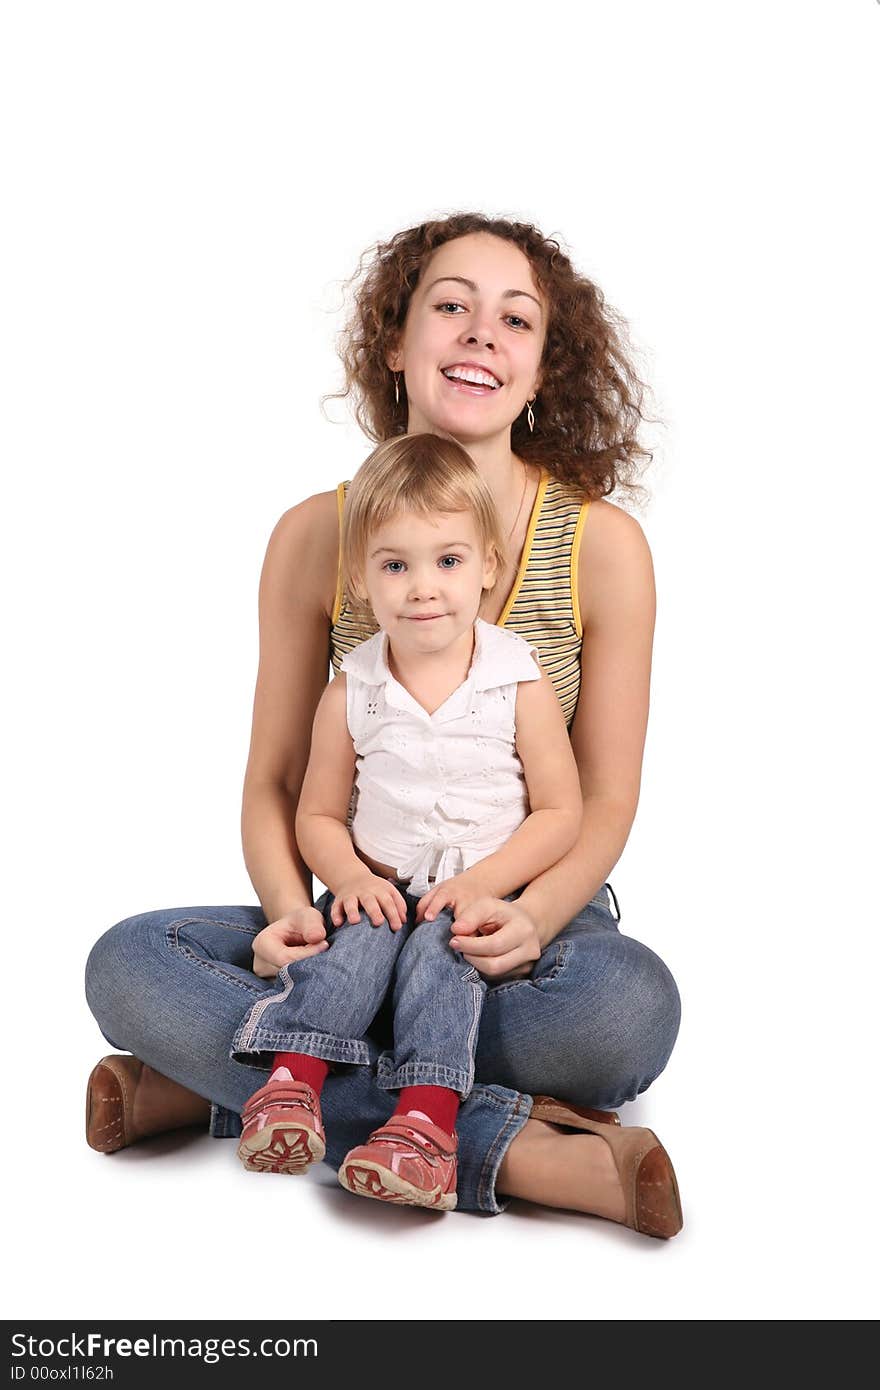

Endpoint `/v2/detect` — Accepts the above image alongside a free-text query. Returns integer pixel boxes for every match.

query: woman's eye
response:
[436,301,530,330]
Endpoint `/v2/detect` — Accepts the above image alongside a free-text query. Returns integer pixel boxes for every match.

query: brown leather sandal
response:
[528,1095,682,1238]
[85,1054,211,1153]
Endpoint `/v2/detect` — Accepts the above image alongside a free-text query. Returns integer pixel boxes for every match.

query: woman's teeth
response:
[441,367,501,389]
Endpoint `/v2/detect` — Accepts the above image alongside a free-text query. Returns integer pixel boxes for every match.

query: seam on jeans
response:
[478,1093,532,1212]
[376,1058,474,1091]
[168,915,260,937]
[165,922,265,995]
[468,1085,518,1112]
[233,1032,371,1066]
[235,965,296,1048]
[463,967,483,1094]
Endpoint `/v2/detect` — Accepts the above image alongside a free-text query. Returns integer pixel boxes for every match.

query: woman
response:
[85,212,683,1236]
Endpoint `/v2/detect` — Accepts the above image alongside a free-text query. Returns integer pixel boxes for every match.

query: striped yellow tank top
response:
[330,466,590,728]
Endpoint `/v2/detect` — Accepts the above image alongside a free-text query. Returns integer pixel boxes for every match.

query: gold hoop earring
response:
[394,372,400,407]
[527,396,536,433]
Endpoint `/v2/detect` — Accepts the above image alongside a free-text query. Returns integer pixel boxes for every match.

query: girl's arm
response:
[461,669,582,899]
[295,676,409,931]
[293,675,368,891]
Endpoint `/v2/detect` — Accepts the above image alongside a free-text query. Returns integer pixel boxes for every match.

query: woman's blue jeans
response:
[84,883,681,1214]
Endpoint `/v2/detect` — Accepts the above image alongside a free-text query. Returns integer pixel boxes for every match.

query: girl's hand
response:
[446,897,544,983]
[330,871,409,931]
[415,870,495,926]
[251,906,329,979]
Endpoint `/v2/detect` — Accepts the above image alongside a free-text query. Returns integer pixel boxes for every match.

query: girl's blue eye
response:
[381,556,462,573]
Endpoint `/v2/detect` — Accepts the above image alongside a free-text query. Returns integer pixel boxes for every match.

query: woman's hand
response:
[329,871,409,931]
[251,906,329,979]
[414,870,496,925]
[446,897,544,983]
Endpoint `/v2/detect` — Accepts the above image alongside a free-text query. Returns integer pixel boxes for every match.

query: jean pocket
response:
[165,915,268,996]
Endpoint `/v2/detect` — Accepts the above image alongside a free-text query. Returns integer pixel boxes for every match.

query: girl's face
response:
[356,507,497,659]
[388,233,547,447]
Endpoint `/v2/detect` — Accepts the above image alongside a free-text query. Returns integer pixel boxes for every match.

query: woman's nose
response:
[460,320,495,351]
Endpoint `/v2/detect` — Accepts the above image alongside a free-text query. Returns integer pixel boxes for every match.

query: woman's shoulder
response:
[577,498,655,627]
[272,486,340,536]
[263,488,341,622]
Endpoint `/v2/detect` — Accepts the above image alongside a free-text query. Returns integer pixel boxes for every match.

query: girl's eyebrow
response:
[425,274,542,310]
[370,541,474,558]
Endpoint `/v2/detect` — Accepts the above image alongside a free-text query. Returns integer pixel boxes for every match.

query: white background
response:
[3,0,877,1321]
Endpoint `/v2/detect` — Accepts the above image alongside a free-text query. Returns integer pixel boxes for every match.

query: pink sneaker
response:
[237,1072,326,1174]
[338,1113,458,1210]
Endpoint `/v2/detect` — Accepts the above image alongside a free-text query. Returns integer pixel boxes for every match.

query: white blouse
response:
[339,617,543,897]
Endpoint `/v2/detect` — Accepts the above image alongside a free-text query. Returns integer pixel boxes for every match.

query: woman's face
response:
[388,233,547,448]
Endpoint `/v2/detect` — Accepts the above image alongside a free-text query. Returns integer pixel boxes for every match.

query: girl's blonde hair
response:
[341,434,510,620]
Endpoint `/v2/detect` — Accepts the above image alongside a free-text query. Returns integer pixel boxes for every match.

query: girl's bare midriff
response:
[354,845,404,881]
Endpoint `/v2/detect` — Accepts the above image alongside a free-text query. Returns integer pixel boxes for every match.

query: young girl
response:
[231,434,583,1209]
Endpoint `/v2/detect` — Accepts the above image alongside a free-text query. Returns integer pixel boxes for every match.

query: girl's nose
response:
[407,572,438,600]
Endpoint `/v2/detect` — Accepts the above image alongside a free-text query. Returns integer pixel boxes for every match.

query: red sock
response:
[272,1052,329,1096]
[394,1085,460,1137]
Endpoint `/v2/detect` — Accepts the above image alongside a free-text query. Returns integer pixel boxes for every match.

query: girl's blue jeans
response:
[84,882,681,1214]
[230,885,489,1096]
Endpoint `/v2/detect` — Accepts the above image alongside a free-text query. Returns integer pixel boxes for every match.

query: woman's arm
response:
[461,669,582,898]
[516,499,656,943]
[240,491,339,922]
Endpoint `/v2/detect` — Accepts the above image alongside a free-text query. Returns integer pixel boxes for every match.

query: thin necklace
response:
[481,461,530,620]
[506,459,529,544]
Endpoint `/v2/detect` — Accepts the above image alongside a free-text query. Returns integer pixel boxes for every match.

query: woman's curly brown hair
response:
[322,211,656,503]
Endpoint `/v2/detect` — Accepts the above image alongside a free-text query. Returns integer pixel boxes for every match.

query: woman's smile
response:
[440,361,504,397]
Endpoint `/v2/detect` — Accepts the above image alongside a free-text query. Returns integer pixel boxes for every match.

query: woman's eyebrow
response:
[425,275,542,309]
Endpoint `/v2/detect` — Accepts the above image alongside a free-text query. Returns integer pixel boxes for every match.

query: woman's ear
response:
[385,341,403,373]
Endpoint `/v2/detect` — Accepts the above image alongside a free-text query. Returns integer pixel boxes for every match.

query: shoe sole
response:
[238,1122,326,1174]
[635,1133,684,1239]
[85,1059,130,1154]
[337,1158,456,1211]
